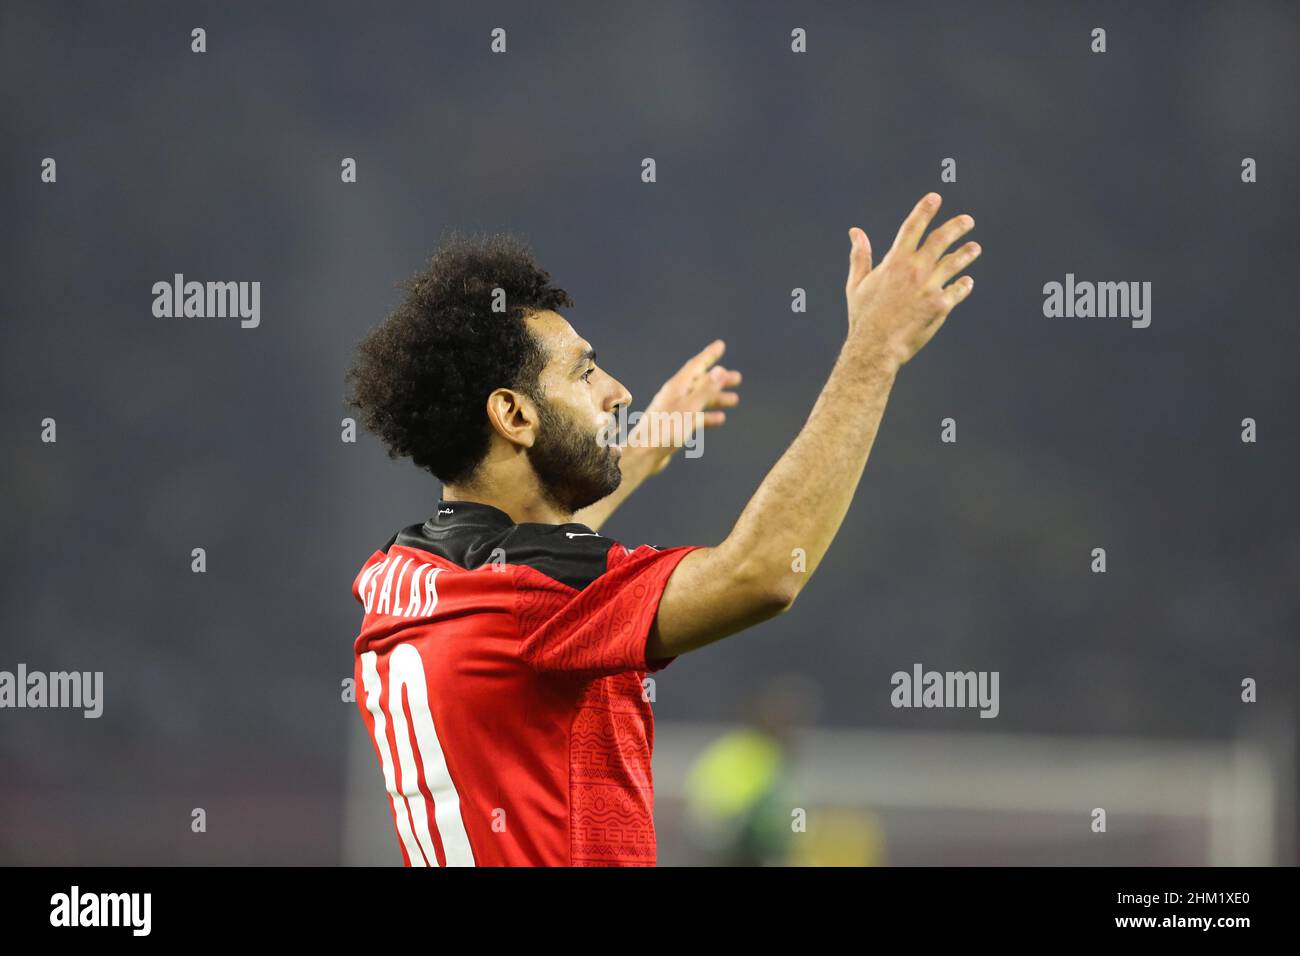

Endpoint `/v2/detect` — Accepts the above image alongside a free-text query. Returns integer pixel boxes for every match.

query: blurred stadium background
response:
[3,1,1297,864]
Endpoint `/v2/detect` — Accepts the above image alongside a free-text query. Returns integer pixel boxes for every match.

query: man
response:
[346,193,979,865]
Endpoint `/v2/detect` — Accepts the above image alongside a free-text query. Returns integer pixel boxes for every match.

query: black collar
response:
[430,499,517,529]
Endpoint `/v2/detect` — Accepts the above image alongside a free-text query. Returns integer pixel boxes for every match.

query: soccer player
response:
[346,193,979,865]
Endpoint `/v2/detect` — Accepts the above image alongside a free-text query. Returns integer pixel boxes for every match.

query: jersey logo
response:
[565,532,600,539]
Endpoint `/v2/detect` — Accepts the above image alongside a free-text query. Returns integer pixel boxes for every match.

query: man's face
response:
[523,310,633,515]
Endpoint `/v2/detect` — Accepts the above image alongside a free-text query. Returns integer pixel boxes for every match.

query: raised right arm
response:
[647,193,981,658]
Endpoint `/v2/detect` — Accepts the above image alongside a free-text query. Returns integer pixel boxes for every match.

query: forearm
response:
[647,336,900,657]
[716,334,900,600]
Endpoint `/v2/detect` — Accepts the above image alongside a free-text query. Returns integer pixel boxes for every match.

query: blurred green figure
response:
[682,676,815,866]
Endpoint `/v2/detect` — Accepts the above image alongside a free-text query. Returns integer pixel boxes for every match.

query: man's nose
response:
[607,378,632,411]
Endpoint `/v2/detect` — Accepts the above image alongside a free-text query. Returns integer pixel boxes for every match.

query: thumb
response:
[847,227,873,283]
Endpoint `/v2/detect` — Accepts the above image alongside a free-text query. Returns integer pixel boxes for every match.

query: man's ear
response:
[485,388,539,449]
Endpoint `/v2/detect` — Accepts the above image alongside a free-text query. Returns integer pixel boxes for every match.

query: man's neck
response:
[440,484,571,526]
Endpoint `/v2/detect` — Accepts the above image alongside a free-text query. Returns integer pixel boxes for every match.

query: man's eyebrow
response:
[570,347,596,376]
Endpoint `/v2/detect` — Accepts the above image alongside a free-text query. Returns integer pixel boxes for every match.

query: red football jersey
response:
[351,499,699,866]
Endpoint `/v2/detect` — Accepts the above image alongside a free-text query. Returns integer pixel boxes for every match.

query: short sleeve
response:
[514,542,702,677]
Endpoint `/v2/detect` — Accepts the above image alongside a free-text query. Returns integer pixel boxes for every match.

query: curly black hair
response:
[346,232,574,484]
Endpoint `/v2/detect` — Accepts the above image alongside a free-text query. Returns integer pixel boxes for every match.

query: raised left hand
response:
[632,339,742,475]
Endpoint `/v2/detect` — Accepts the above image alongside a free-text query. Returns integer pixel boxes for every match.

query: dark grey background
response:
[2,1,1297,863]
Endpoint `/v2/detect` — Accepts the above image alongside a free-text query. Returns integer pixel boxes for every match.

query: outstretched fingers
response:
[921,214,976,264]
[680,339,726,383]
[891,192,942,255]
[941,274,975,311]
[933,240,982,286]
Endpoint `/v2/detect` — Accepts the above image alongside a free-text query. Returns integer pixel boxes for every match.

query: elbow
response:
[735,562,801,617]
[767,582,800,615]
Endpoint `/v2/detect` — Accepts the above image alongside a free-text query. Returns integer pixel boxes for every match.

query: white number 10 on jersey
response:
[359,645,475,866]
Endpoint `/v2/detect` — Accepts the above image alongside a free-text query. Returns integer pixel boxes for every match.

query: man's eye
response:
[582,367,595,383]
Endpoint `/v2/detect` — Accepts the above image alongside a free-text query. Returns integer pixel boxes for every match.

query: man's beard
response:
[526,396,623,516]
